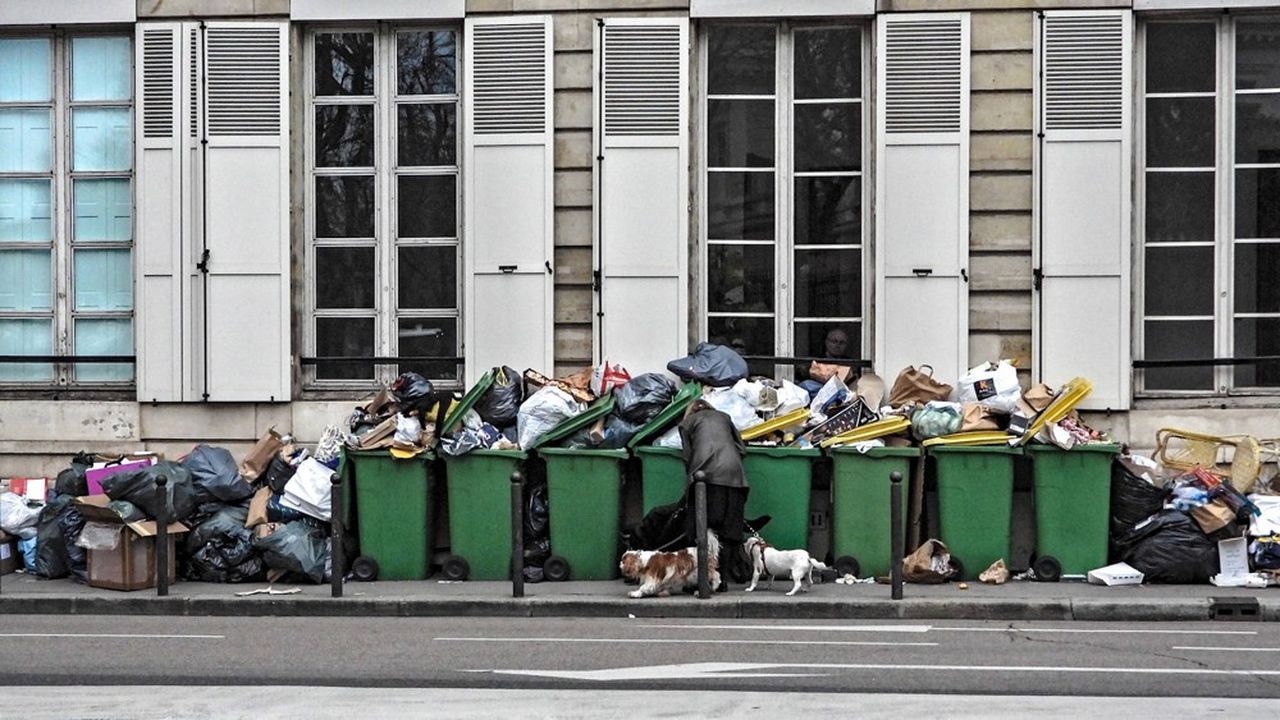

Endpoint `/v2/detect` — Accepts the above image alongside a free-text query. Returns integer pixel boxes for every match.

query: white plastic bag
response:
[809,375,851,419]
[704,387,764,431]
[0,492,40,535]
[281,458,333,521]
[732,378,779,412]
[75,522,122,551]
[954,360,1021,414]
[773,380,810,417]
[655,426,683,450]
[393,413,422,446]
[590,359,631,396]
[516,386,585,449]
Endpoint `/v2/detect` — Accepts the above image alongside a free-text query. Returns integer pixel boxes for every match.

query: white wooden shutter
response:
[135,22,184,402]
[1034,10,1131,410]
[595,18,688,372]
[199,21,290,401]
[464,16,555,383]
[875,14,970,382]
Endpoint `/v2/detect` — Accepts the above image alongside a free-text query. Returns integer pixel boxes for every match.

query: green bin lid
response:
[440,369,496,435]
[626,382,703,449]
[744,445,821,458]
[830,446,921,458]
[1025,442,1121,454]
[927,445,1023,455]
[441,448,527,460]
[634,445,683,458]
[529,394,616,450]
[536,447,629,458]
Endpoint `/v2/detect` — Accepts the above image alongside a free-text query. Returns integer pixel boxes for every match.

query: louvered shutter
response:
[596,18,688,371]
[463,17,555,384]
[199,21,290,401]
[874,14,970,381]
[1034,10,1132,410]
[135,22,185,402]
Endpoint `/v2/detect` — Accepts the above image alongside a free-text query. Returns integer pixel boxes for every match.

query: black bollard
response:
[155,476,169,597]
[510,471,525,599]
[890,471,904,600]
[693,471,710,600]
[330,473,344,598]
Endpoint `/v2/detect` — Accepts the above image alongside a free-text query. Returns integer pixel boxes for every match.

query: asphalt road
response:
[2,615,1279,716]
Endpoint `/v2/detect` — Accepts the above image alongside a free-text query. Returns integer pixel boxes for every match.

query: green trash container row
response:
[342,448,431,581]
[930,445,1021,581]
[1028,443,1119,580]
[830,446,917,579]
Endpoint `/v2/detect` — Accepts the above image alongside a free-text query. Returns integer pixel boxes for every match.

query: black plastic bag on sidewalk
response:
[614,373,678,424]
[33,495,75,579]
[58,505,88,583]
[252,521,329,584]
[1119,509,1219,584]
[183,445,254,504]
[522,481,550,577]
[184,505,265,583]
[102,462,197,522]
[666,343,748,387]
[1110,459,1167,560]
[474,366,524,429]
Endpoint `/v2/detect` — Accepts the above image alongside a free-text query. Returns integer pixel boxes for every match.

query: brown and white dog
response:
[619,532,721,598]
[743,535,829,596]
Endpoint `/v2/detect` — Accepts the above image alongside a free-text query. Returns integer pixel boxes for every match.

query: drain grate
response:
[1210,596,1260,621]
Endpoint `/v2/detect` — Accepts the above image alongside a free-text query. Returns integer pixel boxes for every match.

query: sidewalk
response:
[3,572,1277,622]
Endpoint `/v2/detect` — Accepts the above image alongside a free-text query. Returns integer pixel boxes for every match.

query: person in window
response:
[799,327,853,398]
[679,398,751,590]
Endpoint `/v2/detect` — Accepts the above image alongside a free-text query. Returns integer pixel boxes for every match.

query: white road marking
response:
[933,627,1258,636]
[436,637,936,647]
[0,633,224,640]
[643,623,1258,637]
[1173,646,1280,652]
[640,624,933,633]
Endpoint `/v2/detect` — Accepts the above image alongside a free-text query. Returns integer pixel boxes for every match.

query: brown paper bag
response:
[888,366,954,408]
[1191,499,1236,534]
[1018,383,1056,417]
[239,428,284,481]
[246,486,271,529]
[979,559,1009,585]
[809,361,852,384]
[902,539,955,584]
[960,402,1000,432]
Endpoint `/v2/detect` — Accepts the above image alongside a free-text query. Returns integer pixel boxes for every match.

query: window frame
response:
[1136,12,1280,398]
[0,28,134,391]
[696,20,871,374]
[302,24,463,391]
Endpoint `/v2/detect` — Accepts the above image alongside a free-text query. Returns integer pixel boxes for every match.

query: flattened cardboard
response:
[73,495,188,537]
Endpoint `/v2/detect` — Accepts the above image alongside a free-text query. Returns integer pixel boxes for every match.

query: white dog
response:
[743,536,829,596]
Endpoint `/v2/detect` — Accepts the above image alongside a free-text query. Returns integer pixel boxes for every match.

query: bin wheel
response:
[833,555,861,579]
[351,555,379,582]
[442,554,470,581]
[544,555,571,582]
[1033,555,1062,583]
[949,556,965,582]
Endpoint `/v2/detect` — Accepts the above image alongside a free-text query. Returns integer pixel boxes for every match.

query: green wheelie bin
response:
[929,445,1021,580]
[628,383,702,514]
[342,448,435,581]
[743,446,819,551]
[829,446,918,579]
[1027,443,1120,581]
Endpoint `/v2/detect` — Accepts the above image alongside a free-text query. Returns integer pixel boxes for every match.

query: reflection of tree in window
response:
[398,32,456,95]
[315,34,374,96]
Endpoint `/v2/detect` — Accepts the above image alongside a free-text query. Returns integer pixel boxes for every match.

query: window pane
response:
[795,248,860,317]
[707,25,775,96]
[795,176,860,246]
[1236,21,1280,91]
[0,318,52,382]
[0,179,52,242]
[397,104,457,167]
[72,108,131,171]
[398,175,457,238]
[708,244,773,313]
[72,36,131,102]
[0,38,51,102]
[1146,97,1215,168]
[315,105,375,167]
[0,249,52,310]
[707,316,772,375]
[315,33,374,96]
[1145,246,1214,316]
[398,246,457,309]
[1235,243,1280,313]
[1143,320,1214,391]
[707,172,774,240]
[398,31,457,95]
[794,321,859,360]
[315,176,374,238]
[1145,171,1214,243]
[398,317,459,381]
[794,103,860,172]
[315,246,375,309]
[74,179,131,242]
[74,249,132,311]
[315,317,375,381]
[707,100,774,168]
[794,28,860,100]
[0,109,51,172]
[1234,317,1280,387]
[73,318,132,383]
[1235,168,1280,239]
[1235,92,1280,164]
[1145,22,1216,94]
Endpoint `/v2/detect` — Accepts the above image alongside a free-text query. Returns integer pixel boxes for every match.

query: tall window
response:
[702,24,865,374]
[1141,17,1280,393]
[0,33,133,385]
[306,28,461,387]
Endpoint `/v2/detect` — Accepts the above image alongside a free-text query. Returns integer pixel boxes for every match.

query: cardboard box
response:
[1087,562,1144,586]
[0,530,17,575]
[73,495,187,591]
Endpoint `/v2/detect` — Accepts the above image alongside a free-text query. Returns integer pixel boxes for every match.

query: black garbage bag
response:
[33,495,74,579]
[524,536,551,565]
[58,506,88,583]
[615,373,678,424]
[474,366,524,429]
[264,455,297,494]
[253,521,329,584]
[1119,509,1219,584]
[108,500,147,523]
[666,343,747,387]
[184,505,266,583]
[102,462,197,522]
[391,372,435,414]
[1110,459,1167,560]
[54,453,94,497]
[522,482,550,575]
[183,445,254,505]
[625,499,687,552]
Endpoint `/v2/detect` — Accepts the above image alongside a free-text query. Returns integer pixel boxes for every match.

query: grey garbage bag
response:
[182,445,254,504]
[666,343,748,387]
[252,521,329,584]
[474,366,524,429]
[614,373,678,424]
[102,462,198,522]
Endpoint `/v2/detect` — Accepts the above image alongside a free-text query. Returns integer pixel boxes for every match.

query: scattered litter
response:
[978,559,1009,585]
[234,586,301,597]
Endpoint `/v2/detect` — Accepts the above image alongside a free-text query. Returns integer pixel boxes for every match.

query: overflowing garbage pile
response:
[0,429,346,588]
